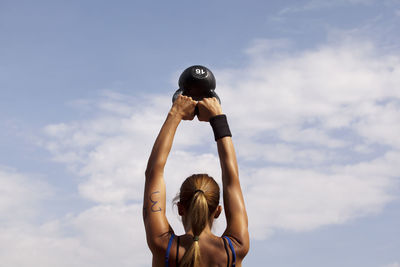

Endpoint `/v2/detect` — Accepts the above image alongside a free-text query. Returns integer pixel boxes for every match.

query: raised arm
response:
[198,98,249,255]
[143,95,197,252]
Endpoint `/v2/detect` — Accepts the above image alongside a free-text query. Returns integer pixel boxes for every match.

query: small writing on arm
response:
[150,191,162,212]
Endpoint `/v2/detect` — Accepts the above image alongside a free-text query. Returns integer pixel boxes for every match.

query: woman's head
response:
[176,174,221,267]
[178,174,220,220]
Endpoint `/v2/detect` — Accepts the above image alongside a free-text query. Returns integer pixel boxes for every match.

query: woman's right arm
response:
[197,98,249,256]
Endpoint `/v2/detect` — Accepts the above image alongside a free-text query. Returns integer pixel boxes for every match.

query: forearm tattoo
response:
[150,191,162,212]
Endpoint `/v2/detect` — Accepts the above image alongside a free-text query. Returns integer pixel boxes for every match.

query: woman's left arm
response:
[143,95,197,252]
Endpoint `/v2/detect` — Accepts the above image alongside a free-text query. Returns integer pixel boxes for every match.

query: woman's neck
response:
[183,224,213,236]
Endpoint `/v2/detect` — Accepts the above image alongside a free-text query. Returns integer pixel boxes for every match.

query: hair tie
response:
[193,236,199,241]
[194,189,204,194]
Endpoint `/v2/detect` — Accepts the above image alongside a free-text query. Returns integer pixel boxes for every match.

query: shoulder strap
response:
[223,236,236,267]
[222,236,230,267]
[165,233,175,267]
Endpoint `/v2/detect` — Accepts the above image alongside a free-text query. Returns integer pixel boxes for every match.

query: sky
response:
[1,0,400,266]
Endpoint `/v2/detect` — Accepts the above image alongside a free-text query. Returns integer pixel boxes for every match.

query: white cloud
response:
[70,204,149,266]
[0,166,150,266]
[245,151,398,239]
[0,167,51,223]
[215,39,400,238]
[354,101,400,148]
[0,204,150,267]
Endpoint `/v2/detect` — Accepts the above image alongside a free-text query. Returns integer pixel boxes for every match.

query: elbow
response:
[238,230,250,257]
[241,241,250,258]
[229,230,250,259]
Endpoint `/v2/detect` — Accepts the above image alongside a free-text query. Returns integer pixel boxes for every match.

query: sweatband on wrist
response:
[209,114,232,141]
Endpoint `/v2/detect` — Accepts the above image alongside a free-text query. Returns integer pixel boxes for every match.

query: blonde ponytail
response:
[180,191,208,267]
[176,174,220,267]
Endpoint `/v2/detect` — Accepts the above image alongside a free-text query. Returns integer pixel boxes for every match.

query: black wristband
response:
[209,114,232,141]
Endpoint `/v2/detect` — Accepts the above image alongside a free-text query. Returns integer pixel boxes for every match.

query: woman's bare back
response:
[152,232,243,267]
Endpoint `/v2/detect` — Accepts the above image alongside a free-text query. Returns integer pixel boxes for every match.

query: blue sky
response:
[1,0,400,266]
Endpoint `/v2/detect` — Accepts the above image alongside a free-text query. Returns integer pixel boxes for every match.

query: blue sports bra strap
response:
[222,237,230,267]
[165,233,175,267]
[223,236,236,267]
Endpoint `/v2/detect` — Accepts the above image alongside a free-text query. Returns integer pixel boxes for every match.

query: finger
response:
[197,100,205,107]
[179,94,189,100]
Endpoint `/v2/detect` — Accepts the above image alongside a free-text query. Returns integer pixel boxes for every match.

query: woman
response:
[143,95,249,266]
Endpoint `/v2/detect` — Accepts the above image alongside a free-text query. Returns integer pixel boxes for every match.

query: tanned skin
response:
[143,95,249,266]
